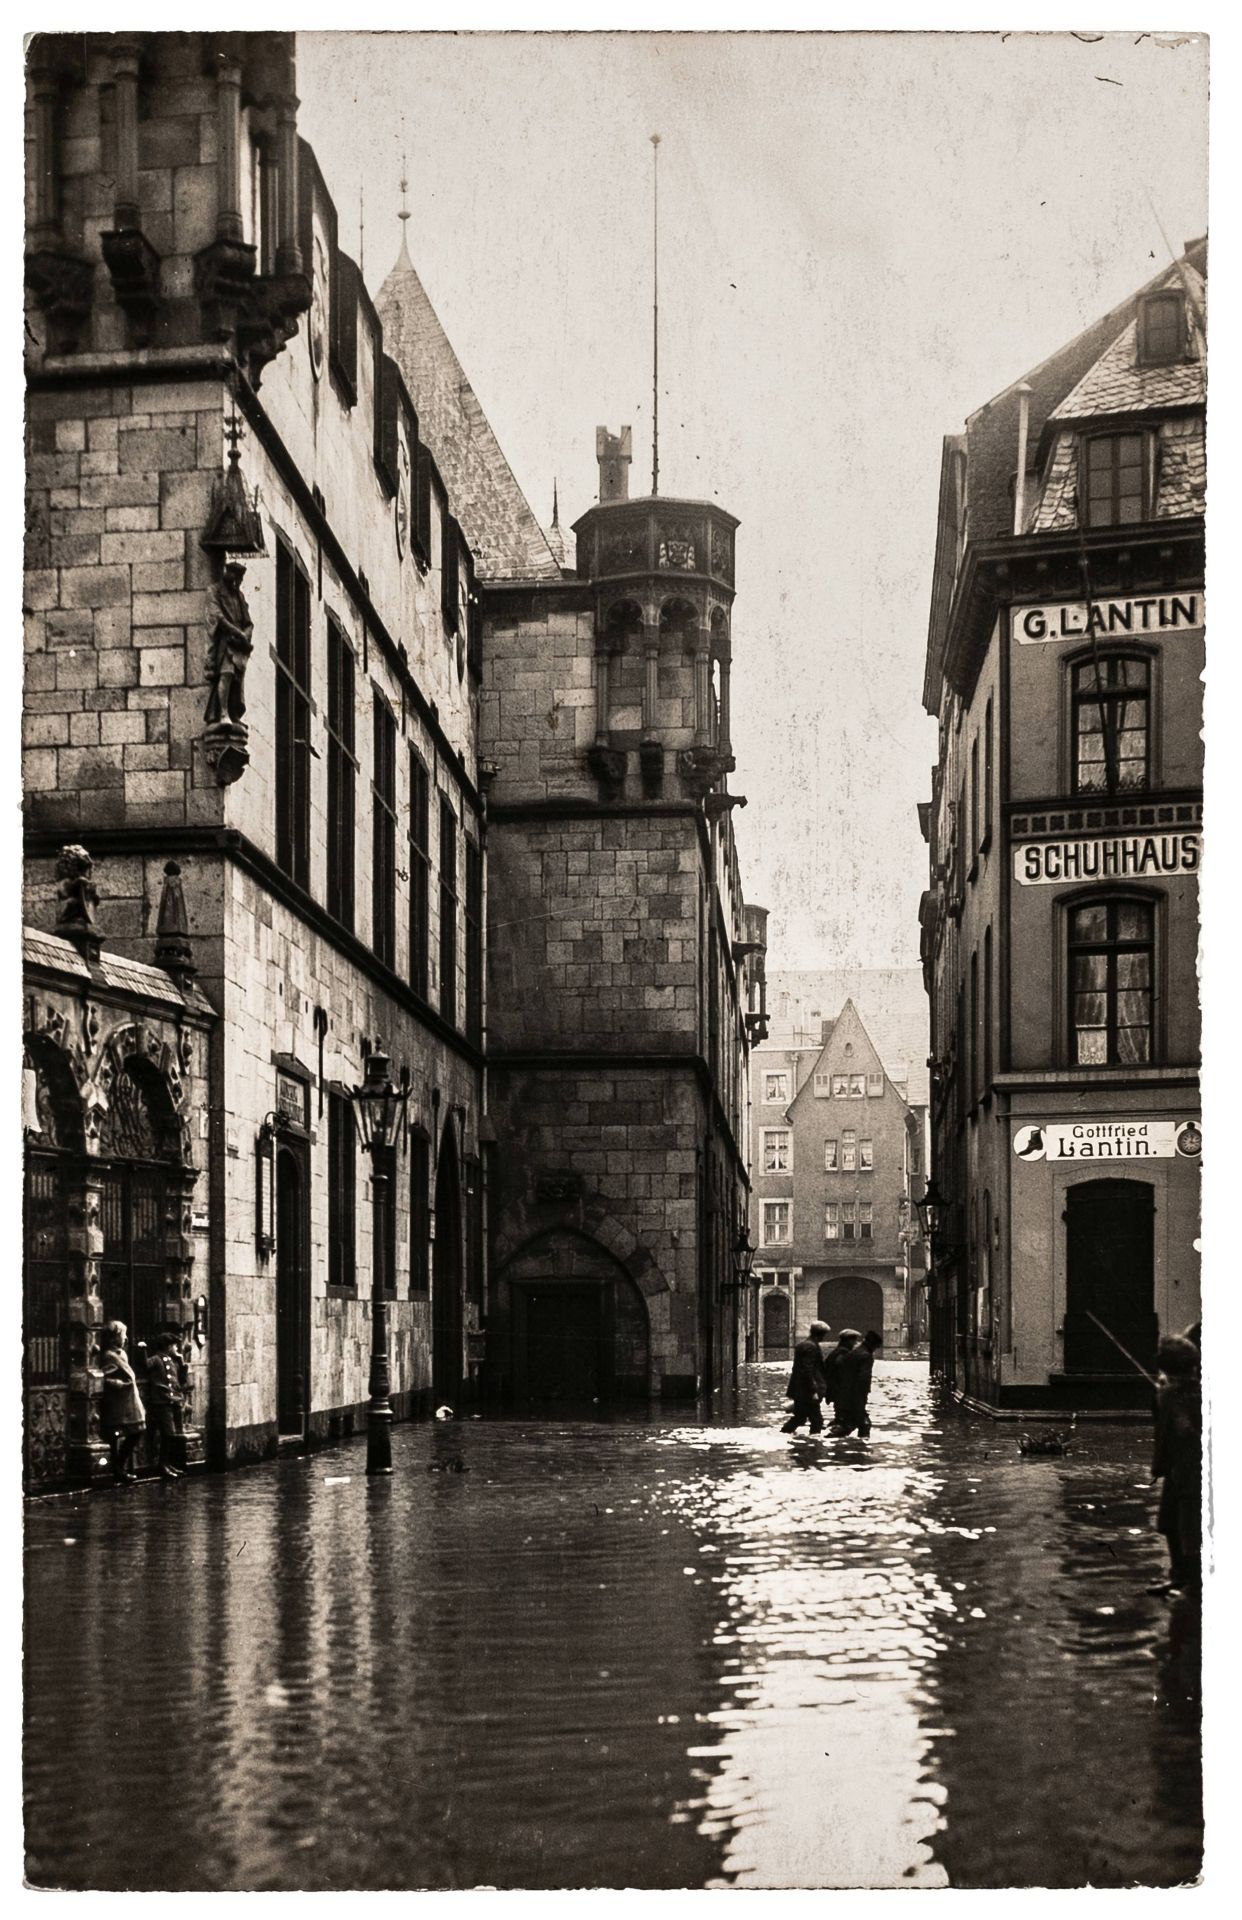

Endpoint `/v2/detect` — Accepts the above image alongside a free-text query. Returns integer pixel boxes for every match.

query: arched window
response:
[1068,897,1154,1065]
[1072,655,1150,793]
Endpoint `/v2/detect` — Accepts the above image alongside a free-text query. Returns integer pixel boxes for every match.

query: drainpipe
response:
[1013,383,1032,535]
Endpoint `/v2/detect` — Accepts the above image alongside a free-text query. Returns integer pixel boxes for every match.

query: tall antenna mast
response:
[651,133,661,497]
[399,154,410,244]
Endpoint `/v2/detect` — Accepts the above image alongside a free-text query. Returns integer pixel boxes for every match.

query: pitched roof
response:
[375,239,562,584]
[763,968,929,1104]
[1050,266,1206,424]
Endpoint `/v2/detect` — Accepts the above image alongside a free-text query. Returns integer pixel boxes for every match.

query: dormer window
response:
[1083,431,1149,528]
[1138,290,1185,367]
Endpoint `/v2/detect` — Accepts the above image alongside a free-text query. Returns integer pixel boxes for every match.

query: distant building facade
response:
[919,243,1205,1415]
[749,999,928,1358]
[21,31,764,1487]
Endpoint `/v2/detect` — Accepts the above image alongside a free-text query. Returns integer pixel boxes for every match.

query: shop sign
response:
[1011,592,1203,645]
[1014,831,1200,886]
[1013,1119,1201,1161]
[276,1070,308,1129]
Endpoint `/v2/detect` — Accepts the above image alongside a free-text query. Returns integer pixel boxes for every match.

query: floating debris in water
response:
[324,1476,351,1486]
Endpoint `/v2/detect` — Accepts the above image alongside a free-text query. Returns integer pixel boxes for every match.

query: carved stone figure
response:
[204,561,254,727]
[54,844,103,961]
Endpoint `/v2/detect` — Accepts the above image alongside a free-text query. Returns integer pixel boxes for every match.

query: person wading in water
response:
[781,1321,830,1434]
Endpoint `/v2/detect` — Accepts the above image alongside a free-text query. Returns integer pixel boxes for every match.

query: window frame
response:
[761,1127,792,1174]
[325,615,357,932]
[824,1138,838,1171]
[439,793,458,1027]
[275,535,312,892]
[859,1138,873,1171]
[866,1072,883,1098]
[371,690,398,970]
[824,1201,840,1241]
[841,1129,857,1172]
[1068,648,1154,797]
[1081,429,1152,530]
[465,837,483,1048]
[327,1091,356,1295]
[762,1071,790,1105]
[1137,290,1186,367]
[1065,891,1158,1068]
[408,748,431,1000]
[761,1198,792,1247]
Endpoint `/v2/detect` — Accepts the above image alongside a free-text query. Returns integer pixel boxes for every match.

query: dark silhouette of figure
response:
[832,1329,883,1436]
[1149,1333,1201,1596]
[781,1321,830,1433]
[99,1321,146,1483]
[204,561,254,727]
[822,1329,861,1425]
[143,1332,185,1481]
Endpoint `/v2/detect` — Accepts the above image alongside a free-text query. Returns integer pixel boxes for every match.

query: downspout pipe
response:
[1013,383,1032,535]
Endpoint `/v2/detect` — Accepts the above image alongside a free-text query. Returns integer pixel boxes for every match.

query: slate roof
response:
[1050,267,1206,424]
[376,239,562,584]
[762,968,929,1105]
[23,925,215,1016]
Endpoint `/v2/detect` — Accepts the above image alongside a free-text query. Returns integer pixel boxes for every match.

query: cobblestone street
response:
[25,1362,1200,1890]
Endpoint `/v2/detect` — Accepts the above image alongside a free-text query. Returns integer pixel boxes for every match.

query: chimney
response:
[596,426,632,504]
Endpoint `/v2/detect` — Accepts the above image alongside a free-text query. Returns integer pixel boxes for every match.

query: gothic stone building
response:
[919,243,1204,1415]
[22,31,764,1485]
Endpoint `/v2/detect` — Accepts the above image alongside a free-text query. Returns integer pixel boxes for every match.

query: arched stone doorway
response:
[497,1229,651,1406]
[432,1126,463,1406]
[817,1274,885,1337]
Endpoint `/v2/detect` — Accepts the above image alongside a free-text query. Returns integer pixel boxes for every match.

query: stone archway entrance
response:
[817,1274,885,1337]
[499,1229,650,1407]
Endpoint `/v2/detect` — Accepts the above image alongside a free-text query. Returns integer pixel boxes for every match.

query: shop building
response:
[918,242,1205,1415]
[749,998,928,1359]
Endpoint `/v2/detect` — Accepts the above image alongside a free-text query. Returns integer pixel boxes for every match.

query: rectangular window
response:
[761,1199,791,1246]
[409,1131,430,1292]
[984,925,993,1092]
[813,1072,832,1098]
[824,1138,838,1171]
[1073,655,1150,794]
[762,1128,791,1173]
[1069,898,1154,1065]
[372,1143,397,1298]
[326,618,356,931]
[275,538,311,890]
[1084,432,1146,529]
[984,697,994,840]
[1139,291,1184,366]
[763,1071,789,1104]
[408,749,430,999]
[465,838,483,1048]
[842,1200,857,1242]
[971,735,980,859]
[441,513,459,630]
[414,447,433,566]
[866,1072,883,1097]
[849,1074,865,1098]
[327,1093,355,1292]
[842,1130,857,1172]
[859,1138,873,1171]
[371,692,397,969]
[859,1200,873,1241]
[831,1073,848,1098]
[439,794,458,1026]
[824,1202,839,1241]
[970,950,980,1106]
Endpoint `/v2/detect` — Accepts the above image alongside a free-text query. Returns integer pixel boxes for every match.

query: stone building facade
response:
[22,31,487,1481]
[749,999,928,1358]
[919,243,1204,1415]
[22,30,765,1481]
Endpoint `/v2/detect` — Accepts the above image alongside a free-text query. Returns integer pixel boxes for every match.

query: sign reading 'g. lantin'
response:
[1011,592,1203,644]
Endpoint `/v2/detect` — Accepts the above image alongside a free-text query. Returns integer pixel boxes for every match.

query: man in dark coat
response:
[832,1330,883,1436]
[781,1321,830,1433]
[1149,1333,1201,1595]
[822,1329,861,1425]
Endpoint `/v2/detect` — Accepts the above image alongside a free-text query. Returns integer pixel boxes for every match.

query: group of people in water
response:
[781,1323,882,1437]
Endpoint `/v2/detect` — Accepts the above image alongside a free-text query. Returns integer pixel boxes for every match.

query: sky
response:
[298,29,1209,973]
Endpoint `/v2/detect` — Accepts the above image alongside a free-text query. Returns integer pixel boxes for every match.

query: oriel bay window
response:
[1069,897,1154,1065]
[1073,655,1150,793]
[325,618,356,930]
[275,538,312,889]
[371,692,397,969]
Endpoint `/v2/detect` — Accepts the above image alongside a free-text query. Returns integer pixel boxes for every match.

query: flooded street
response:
[24,1361,1200,1890]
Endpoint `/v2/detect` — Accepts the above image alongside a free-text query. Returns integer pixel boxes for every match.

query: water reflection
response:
[24,1363,1199,1889]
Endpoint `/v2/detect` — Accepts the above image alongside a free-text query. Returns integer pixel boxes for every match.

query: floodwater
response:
[24,1361,1200,1890]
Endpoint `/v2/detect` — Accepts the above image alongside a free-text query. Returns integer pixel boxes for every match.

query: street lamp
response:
[350,1042,409,1476]
[914,1175,947,1248]
[726,1222,757,1291]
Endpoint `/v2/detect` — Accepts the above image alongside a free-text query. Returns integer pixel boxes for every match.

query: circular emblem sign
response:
[1013,1125,1047,1160]
[1175,1121,1202,1158]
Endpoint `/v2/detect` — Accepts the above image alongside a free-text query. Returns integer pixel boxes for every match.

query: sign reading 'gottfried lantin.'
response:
[1011,592,1203,644]
[1013,1120,1202,1161]
[1014,831,1201,886]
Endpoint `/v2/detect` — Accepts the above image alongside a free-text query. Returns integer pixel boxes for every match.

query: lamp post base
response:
[366,1403,394,1477]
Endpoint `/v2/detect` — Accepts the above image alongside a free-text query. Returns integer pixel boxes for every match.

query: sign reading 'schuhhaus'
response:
[1011,592,1203,644]
[1014,831,1201,886]
[1014,1119,1201,1161]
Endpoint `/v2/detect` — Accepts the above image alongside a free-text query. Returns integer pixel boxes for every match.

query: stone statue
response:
[54,844,102,960]
[204,560,254,728]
